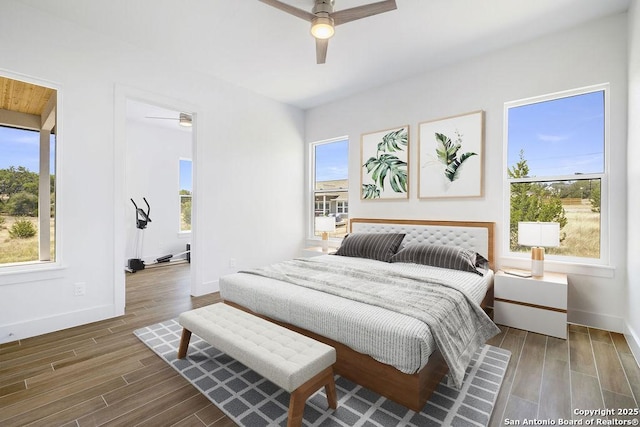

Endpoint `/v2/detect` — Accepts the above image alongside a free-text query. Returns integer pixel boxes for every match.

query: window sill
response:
[499,257,615,278]
[177,231,192,238]
[0,262,67,285]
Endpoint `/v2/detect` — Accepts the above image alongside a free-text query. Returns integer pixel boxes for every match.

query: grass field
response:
[552,201,600,258]
[0,216,55,264]
[514,200,600,259]
[1,202,600,264]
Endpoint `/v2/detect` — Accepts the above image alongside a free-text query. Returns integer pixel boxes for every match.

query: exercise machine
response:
[126,197,191,273]
[127,197,151,272]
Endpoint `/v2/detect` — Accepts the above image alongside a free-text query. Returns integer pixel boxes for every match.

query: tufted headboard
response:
[349,218,495,269]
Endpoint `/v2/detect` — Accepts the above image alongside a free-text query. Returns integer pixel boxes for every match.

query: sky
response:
[0,126,56,173]
[3,91,600,184]
[0,126,44,172]
[315,139,349,182]
[179,159,192,192]
[507,90,604,177]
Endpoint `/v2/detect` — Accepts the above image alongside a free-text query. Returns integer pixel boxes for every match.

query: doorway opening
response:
[124,99,194,278]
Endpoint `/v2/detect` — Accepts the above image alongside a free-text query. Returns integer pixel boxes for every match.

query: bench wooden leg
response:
[177,328,192,359]
[287,367,336,427]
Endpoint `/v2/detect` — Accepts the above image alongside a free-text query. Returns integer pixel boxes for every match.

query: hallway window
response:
[179,159,192,232]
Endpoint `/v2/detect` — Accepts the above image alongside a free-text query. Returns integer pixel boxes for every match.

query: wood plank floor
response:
[1,264,638,426]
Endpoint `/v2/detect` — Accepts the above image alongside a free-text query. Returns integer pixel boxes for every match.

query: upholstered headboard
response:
[349,218,495,269]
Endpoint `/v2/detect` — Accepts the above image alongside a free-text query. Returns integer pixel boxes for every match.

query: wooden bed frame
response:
[225,218,495,412]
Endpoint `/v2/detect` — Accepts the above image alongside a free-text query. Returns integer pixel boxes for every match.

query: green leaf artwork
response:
[361,183,380,199]
[361,128,408,199]
[434,130,477,182]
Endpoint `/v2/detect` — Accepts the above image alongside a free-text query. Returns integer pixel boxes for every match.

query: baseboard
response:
[192,279,219,297]
[0,304,116,344]
[625,322,640,367]
[567,308,624,333]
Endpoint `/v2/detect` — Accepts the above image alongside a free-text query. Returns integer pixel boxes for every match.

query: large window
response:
[505,85,607,262]
[179,159,192,232]
[311,138,349,239]
[0,76,57,267]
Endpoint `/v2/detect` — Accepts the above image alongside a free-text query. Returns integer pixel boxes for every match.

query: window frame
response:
[0,73,62,276]
[503,83,610,267]
[309,136,349,240]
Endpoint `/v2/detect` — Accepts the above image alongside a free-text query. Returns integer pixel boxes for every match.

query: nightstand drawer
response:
[494,270,568,339]
[494,272,567,310]
[494,300,567,339]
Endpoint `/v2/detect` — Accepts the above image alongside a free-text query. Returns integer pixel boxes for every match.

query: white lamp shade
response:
[518,222,560,247]
[315,216,336,233]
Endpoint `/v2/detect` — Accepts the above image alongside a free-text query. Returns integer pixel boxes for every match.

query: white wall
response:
[125,118,192,264]
[0,0,304,342]
[306,14,629,333]
[626,2,640,360]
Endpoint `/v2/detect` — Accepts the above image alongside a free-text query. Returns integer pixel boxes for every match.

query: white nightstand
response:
[300,246,335,257]
[494,270,568,339]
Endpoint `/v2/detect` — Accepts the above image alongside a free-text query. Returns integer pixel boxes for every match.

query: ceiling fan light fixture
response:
[310,16,334,39]
[179,112,192,127]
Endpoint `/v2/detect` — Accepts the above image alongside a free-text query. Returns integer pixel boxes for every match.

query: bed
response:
[219,218,498,411]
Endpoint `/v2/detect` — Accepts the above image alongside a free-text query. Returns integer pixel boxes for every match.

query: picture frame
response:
[360,125,409,200]
[418,111,484,199]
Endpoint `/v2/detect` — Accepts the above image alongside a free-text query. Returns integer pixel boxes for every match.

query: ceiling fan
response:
[145,112,193,127]
[259,0,397,64]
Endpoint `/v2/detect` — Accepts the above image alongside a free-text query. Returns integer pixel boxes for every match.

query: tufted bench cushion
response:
[177,303,337,426]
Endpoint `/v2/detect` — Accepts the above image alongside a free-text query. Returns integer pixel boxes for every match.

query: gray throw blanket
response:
[241,258,500,389]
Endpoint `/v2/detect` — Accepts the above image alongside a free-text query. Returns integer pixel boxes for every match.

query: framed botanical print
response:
[418,111,484,199]
[361,126,409,200]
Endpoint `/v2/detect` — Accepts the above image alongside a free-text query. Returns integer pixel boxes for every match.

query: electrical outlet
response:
[1,332,15,344]
[74,283,86,296]
[229,258,237,268]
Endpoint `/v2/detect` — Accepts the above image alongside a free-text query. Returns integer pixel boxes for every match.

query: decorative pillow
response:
[334,233,406,262]
[390,243,488,275]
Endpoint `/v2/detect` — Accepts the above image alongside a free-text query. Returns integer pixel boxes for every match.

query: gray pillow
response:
[334,233,405,262]
[390,243,487,275]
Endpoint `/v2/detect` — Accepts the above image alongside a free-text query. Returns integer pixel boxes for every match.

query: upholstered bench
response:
[177,303,337,427]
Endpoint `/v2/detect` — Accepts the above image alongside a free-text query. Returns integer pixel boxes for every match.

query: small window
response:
[179,159,192,232]
[0,76,57,267]
[311,138,349,239]
[505,85,606,262]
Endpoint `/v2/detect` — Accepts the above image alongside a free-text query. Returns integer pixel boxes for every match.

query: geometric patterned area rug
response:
[135,319,511,427]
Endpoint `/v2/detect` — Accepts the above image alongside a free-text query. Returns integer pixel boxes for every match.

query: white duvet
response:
[218,254,493,374]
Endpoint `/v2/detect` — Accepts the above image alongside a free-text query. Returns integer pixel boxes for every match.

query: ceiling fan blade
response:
[332,0,397,26]
[316,38,328,64]
[145,116,178,120]
[258,0,315,22]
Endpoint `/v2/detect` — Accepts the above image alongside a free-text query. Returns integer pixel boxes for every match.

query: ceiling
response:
[18,0,631,110]
[0,76,55,116]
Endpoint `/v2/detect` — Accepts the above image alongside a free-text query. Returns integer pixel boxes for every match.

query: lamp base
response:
[531,247,545,277]
[321,232,329,252]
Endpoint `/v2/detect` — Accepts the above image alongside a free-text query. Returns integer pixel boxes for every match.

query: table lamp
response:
[517,222,560,277]
[315,216,336,252]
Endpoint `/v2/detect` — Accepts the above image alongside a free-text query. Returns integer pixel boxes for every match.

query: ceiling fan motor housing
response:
[312,0,334,15]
